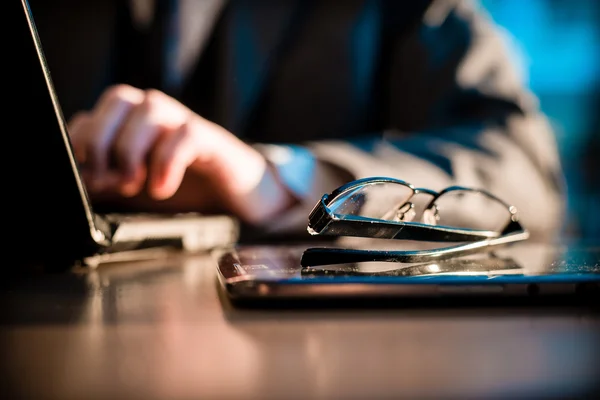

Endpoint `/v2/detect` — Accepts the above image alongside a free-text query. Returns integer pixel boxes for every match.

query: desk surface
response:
[1,252,599,400]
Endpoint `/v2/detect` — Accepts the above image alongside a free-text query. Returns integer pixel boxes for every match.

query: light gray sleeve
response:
[256,0,565,241]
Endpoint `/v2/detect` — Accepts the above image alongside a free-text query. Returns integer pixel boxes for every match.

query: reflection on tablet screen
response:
[220,243,600,281]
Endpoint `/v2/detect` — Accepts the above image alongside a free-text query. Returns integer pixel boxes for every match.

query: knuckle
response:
[142,89,180,121]
[103,84,128,101]
[144,89,189,126]
[143,89,166,109]
[144,88,165,101]
[102,84,138,106]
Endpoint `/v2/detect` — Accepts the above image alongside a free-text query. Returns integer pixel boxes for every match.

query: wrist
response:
[236,163,297,224]
[206,138,296,224]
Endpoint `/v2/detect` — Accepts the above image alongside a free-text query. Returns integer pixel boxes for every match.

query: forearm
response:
[306,113,565,240]
[247,105,564,241]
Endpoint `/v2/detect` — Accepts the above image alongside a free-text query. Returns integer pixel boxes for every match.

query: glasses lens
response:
[424,189,512,232]
[328,181,414,220]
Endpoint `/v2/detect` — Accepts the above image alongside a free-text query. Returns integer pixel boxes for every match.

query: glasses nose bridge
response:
[407,188,438,222]
[414,187,438,197]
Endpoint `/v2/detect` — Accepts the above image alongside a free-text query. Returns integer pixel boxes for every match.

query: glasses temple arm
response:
[301,230,529,267]
[311,216,501,242]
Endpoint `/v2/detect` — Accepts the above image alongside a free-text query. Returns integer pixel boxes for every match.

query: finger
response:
[111,98,162,197]
[116,163,148,198]
[68,111,91,141]
[67,111,91,164]
[147,121,198,200]
[112,99,160,185]
[113,89,189,179]
[84,85,145,179]
[113,90,191,197]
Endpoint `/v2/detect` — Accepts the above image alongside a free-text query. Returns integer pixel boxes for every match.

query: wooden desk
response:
[1,252,598,399]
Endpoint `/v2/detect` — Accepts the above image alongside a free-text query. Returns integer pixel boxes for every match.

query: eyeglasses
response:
[301,177,529,267]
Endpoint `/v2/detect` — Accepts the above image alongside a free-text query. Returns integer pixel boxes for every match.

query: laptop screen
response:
[8,0,99,259]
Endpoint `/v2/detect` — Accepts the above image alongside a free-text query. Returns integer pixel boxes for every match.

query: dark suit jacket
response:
[31,0,564,239]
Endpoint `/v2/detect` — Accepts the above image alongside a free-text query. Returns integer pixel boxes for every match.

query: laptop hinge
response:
[92,214,113,246]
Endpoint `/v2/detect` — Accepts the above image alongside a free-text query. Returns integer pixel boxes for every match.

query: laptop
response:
[7,0,239,269]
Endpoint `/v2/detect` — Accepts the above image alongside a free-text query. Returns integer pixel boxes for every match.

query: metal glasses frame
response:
[301,177,529,267]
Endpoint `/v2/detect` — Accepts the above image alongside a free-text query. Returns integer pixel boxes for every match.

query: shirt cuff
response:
[253,143,348,234]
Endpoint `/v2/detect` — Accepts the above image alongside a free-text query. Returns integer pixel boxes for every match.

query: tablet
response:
[215,242,600,306]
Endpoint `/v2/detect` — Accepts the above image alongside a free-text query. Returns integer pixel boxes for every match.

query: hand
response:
[68,84,295,223]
